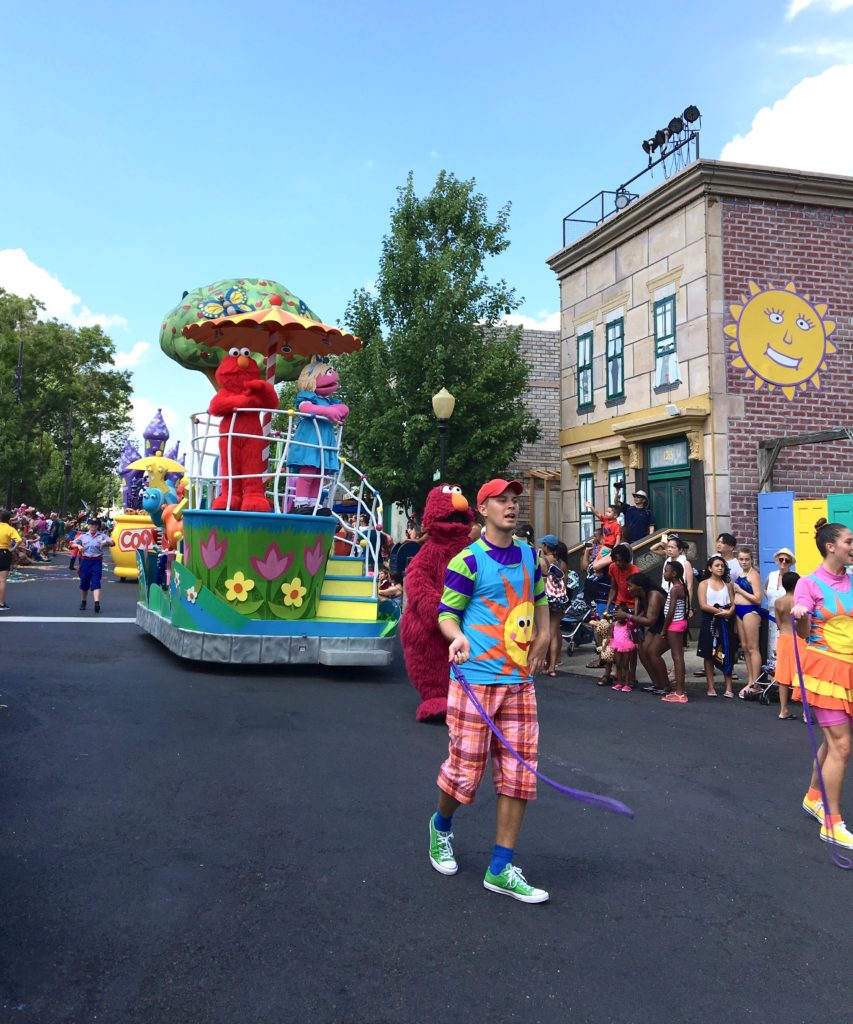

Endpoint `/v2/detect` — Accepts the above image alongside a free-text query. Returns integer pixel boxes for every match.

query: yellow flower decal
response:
[225,571,255,603]
[281,576,307,608]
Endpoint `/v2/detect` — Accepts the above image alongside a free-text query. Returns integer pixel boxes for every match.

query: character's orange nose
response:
[237,355,251,368]
[451,492,469,512]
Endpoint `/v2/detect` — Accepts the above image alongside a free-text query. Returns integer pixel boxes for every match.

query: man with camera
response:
[613,480,655,544]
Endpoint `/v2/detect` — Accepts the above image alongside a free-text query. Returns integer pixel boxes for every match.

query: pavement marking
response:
[0,616,137,623]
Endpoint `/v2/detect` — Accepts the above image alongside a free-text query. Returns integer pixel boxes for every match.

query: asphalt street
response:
[1,568,849,1024]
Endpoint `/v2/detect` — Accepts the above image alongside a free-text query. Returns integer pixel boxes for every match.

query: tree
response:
[0,289,133,512]
[340,171,539,513]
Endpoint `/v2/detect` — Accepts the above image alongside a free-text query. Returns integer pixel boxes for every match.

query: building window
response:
[577,332,593,411]
[579,472,595,541]
[605,318,624,400]
[653,295,682,388]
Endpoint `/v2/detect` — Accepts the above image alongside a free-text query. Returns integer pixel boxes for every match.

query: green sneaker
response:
[428,816,458,875]
[483,864,549,903]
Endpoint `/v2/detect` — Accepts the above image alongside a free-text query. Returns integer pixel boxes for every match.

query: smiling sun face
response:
[472,566,535,676]
[725,281,836,400]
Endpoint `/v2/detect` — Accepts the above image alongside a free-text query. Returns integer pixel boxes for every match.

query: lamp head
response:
[432,387,456,420]
[683,105,701,124]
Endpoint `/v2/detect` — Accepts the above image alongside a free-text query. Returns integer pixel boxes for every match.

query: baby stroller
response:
[560,595,597,654]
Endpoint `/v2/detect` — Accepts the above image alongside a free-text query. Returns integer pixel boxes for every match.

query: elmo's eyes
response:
[240,347,251,357]
[441,485,462,494]
[228,347,239,356]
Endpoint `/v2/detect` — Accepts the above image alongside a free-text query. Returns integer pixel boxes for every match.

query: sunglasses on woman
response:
[777,556,792,564]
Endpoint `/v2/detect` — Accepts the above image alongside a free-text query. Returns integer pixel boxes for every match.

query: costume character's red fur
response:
[209,353,279,513]
[400,485,475,721]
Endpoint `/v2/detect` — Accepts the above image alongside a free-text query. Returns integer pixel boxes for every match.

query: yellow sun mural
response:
[725,281,836,400]
[471,568,535,676]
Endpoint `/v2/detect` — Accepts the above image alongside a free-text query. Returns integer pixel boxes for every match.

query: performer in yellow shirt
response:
[0,509,23,611]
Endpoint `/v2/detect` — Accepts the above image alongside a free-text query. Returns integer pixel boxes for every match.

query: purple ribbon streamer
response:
[450,664,634,819]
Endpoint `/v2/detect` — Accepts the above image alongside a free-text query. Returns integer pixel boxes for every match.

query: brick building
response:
[506,327,561,533]
[547,159,853,569]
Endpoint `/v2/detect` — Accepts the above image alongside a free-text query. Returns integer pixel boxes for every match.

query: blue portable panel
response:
[757,491,795,596]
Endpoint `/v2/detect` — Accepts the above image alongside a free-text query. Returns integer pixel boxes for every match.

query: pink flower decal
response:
[250,543,294,581]
[304,537,325,577]
[200,529,227,569]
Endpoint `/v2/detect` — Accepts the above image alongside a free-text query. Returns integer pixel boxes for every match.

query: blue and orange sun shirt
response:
[439,536,547,685]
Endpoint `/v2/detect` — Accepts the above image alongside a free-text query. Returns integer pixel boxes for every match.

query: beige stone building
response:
[547,158,853,551]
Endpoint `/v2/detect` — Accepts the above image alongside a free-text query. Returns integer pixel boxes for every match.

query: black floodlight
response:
[668,116,684,134]
[654,128,669,148]
[642,138,655,155]
[614,188,631,210]
[683,105,701,123]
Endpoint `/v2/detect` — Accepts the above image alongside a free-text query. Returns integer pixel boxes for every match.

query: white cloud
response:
[113,341,151,369]
[720,64,853,175]
[780,39,853,58]
[787,0,853,19]
[500,310,561,332]
[0,248,128,331]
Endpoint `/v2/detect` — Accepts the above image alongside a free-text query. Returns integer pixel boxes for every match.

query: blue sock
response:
[433,811,453,833]
[489,844,513,876]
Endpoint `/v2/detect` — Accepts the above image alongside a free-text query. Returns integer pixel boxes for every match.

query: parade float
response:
[111,410,184,579]
[135,278,398,666]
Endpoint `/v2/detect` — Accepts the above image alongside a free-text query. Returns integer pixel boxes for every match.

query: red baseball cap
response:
[477,478,523,506]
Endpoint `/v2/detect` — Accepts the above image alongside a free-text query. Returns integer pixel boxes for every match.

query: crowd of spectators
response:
[0,506,112,569]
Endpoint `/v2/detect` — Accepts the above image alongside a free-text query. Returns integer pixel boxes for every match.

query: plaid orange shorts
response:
[437,677,539,804]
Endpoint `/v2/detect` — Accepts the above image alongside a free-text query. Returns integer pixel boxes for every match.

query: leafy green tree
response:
[340,171,538,513]
[0,289,132,512]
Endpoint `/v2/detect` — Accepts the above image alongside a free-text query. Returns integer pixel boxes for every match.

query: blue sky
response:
[2,0,852,449]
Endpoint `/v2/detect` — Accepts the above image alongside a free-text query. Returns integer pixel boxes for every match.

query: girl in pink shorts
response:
[661,560,690,703]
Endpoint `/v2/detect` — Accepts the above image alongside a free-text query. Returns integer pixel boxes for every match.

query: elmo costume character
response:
[209,347,279,513]
[287,355,349,511]
[401,484,474,721]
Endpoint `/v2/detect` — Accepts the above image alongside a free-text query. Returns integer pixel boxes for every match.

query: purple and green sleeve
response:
[437,542,548,625]
[438,548,477,624]
[532,566,547,607]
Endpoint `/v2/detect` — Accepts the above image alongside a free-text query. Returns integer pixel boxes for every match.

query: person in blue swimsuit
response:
[733,546,764,698]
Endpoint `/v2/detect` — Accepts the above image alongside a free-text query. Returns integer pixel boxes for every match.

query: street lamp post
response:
[5,332,24,508]
[431,387,456,482]
[61,408,73,518]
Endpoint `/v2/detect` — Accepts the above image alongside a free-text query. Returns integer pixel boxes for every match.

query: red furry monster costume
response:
[209,348,279,513]
[401,484,474,722]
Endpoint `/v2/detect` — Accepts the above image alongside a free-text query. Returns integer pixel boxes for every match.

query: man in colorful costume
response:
[426,478,551,903]
[400,484,475,721]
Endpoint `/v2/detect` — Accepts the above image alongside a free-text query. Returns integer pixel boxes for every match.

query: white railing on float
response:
[187,408,384,597]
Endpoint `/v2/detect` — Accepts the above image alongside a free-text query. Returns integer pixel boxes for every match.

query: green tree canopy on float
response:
[159,278,319,389]
[0,289,133,511]
[340,171,538,513]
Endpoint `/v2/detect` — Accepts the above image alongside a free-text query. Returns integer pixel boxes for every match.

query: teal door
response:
[648,477,691,531]
[647,438,692,531]
[827,493,853,532]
